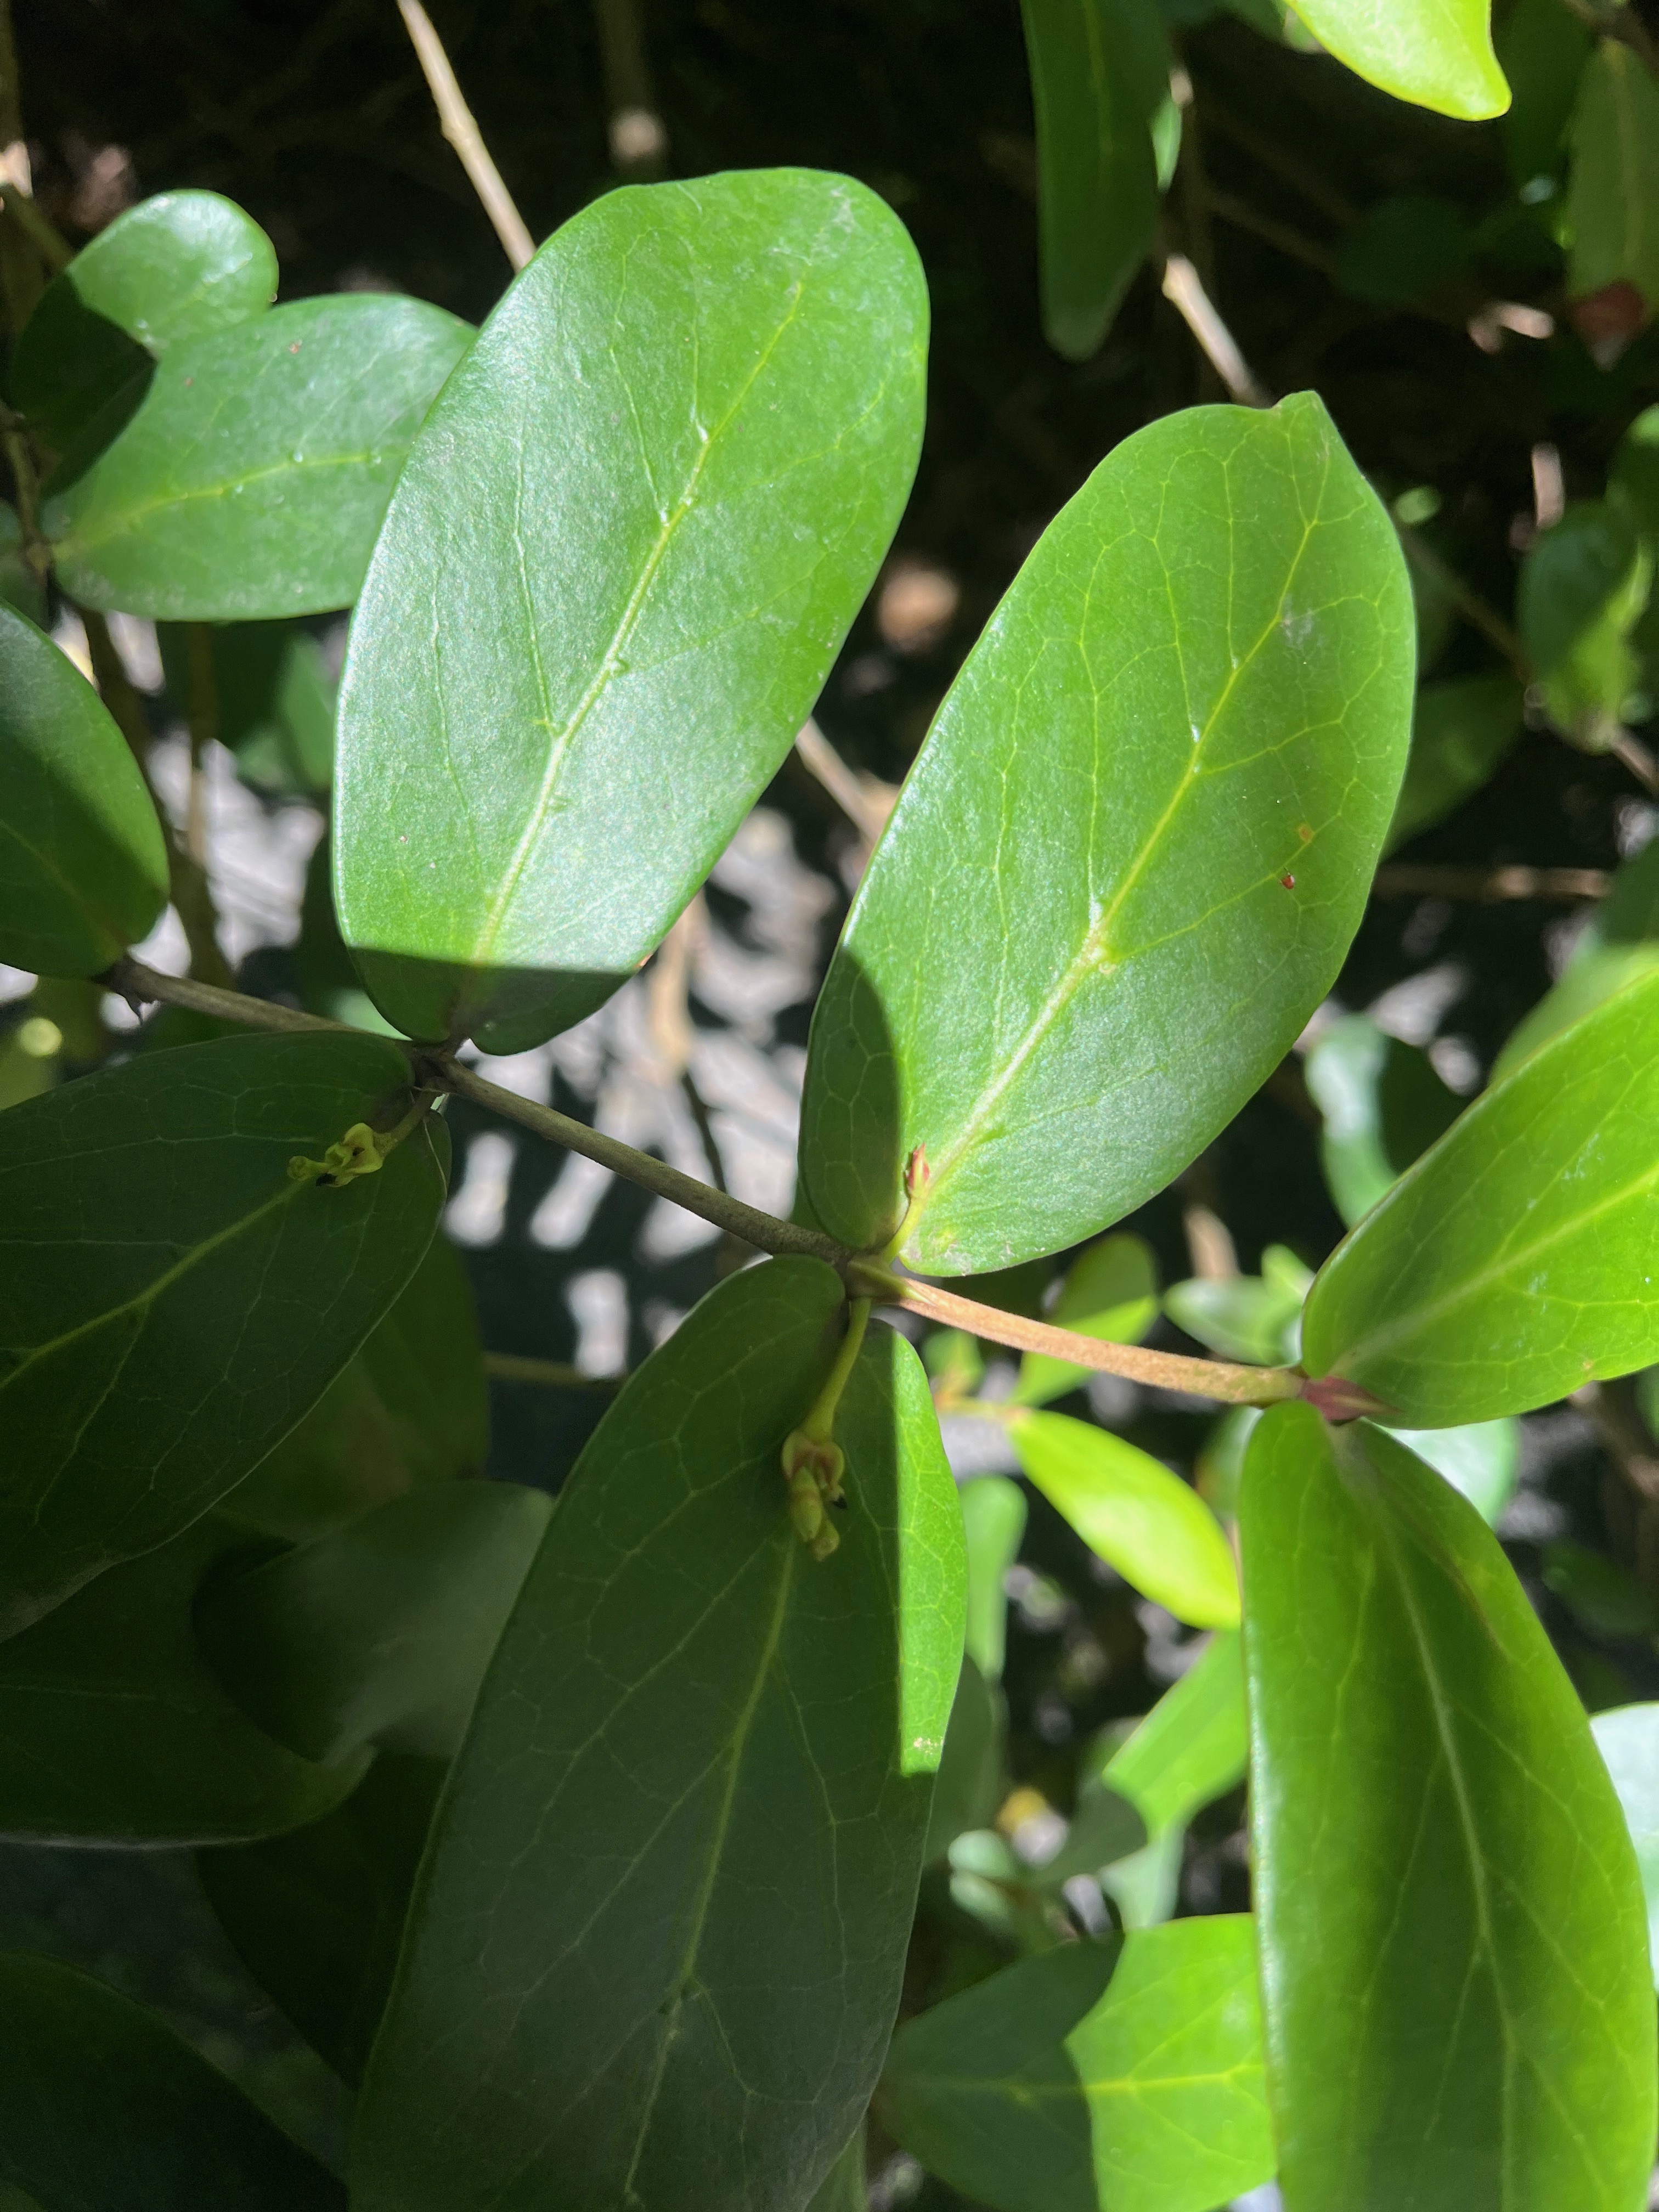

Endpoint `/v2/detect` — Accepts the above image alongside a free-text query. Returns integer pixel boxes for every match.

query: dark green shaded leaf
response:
[0,1951,345,2211]
[158,618,336,795]
[1613,402,1659,535]
[1165,1244,1310,1364]
[1497,0,1592,184]
[1301,968,1659,1422]
[1011,1233,1159,1407]
[1240,1407,1655,2209]
[1008,1411,1239,1627]
[1304,1012,1461,1225]
[12,190,275,454]
[1543,1537,1659,1638]
[1017,0,1172,360]
[0,602,168,977]
[1568,43,1659,317]
[924,1651,1007,1861]
[334,170,927,1052]
[0,1517,364,1844]
[799,394,1414,1273]
[1103,1628,1246,1836]
[1384,669,1525,853]
[1590,1703,1659,1985]
[199,1754,445,2083]
[1335,195,1472,306]
[878,1920,1273,2212]
[961,1472,1026,1678]
[0,1032,447,1635]
[1518,501,1650,750]
[45,295,472,620]
[1283,0,1508,117]
[806,2129,868,2212]
[352,1258,965,2212]
[0,503,47,625]
[200,1482,551,1763]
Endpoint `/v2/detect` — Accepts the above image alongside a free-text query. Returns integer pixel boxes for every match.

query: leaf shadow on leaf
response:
[345,941,642,1053]
[15,286,154,467]
[799,947,904,1254]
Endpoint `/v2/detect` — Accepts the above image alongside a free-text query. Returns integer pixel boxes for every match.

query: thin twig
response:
[794,718,896,848]
[1159,253,1272,407]
[104,957,351,1034]
[1394,523,1530,680]
[0,184,70,272]
[396,0,534,270]
[484,1351,622,1390]
[646,896,731,1198]
[1372,863,1609,902]
[0,402,48,578]
[1199,96,1359,227]
[1612,731,1659,795]
[1204,188,1340,280]
[1554,0,1659,74]
[183,624,218,867]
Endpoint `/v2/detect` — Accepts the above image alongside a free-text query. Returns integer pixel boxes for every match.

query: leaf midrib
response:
[53,448,398,558]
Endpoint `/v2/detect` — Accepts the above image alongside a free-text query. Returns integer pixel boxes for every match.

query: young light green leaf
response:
[0,1032,447,1636]
[352,1258,965,2212]
[1008,1410,1239,1628]
[1384,669,1524,853]
[1381,1417,1520,1523]
[199,1482,551,1763]
[1304,1012,1460,1226]
[1165,1244,1311,1366]
[961,1472,1027,1678]
[1301,968,1659,1423]
[878,1919,1273,2212]
[1242,1407,1656,2210]
[1518,501,1651,752]
[0,1517,365,1843]
[45,295,472,620]
[0,602,168,977]
[199,1754,445,2084]
[1283,0,1509,119]
[334,170,927,1054]
[1568,43,1659,332]
[1494,838,1659,1077]
[1011,1232,1159,1406]
[1103,1628,1247,1837]
[12,190,276,454]
[1017,0,1173,360]
[0,1952,345,2211]
[799,394,1414,1274]
[1590,1703,1659,1986]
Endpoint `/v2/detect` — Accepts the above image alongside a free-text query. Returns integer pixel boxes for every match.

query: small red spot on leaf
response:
[1296,822,1313,843]
[1280,874,1296,889]
[289,342,302,354]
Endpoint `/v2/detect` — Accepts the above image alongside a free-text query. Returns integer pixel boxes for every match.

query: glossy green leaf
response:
[1568,43,1659,316]
[352,1257,965,2212]
[1590,1703,1659,1985]
[1026,1779,1146,1889]
[1017,0,1173,360]
[1381,1417,1520,1523]
[1241,1406,1656,2209]
[799,394,1414,1274]
[0,1032,447,1635]
[1103,1629,1247,1837]
[199,1754,445,2084]
[1497,0,1592,185]
[1519,501,1651,751]
[227,1231,489,1541]
[1302,967,1659,1423]
[1012,1233,1159,1407]
[12,190,276,454]
[1494,838,1659,1077]
[0,602,168,977]
[0,1517,365,1844]
[961,1472,1026,1678]
[44,295,472,620]
[878,1919,1273,2212]
[1304,1012,1460,1226]
[1384,669,1524,853]
[200,1482,551,1763]
[1283,0,1508,119]
[1165,1244,1311,1365]
[1009,1410,1239,1628]
[0,1952,344,2211]
[334,171,927,1054]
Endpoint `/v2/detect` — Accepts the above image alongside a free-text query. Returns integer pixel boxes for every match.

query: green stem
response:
[799,1297,870,1443]
[0,404,48,579]
[483,1351,622,1390]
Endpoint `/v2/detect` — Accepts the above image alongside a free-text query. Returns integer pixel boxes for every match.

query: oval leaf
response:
[0,1517,366,1844]
[877,1920,1273,2212]
[1301,967,1659,1424]
[0,1032,447,1636]
[1568,43,1659,321]
[0,601,168,975]
[1590,1703,1659,1987]
[0,1953,345,2211]
[13,189,276,453]
[1103,1628,1247,1837]
[798,393,1414,1273]
[44,294,473,619]
[1009,1409,1239,1628]
[334,169,928,1052]
[1284,0,1509,119]
[1241,1406,1656,2209]
[351,1257,965,2212]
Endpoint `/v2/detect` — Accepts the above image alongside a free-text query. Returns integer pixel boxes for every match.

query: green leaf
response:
[1568,43,1659,317]
[1017,0,1173,360]
[1008,1410,1239,1628]
[1334,195,1472,307]
[334,171,927,1054]
[0,1032,447,1635]
[0,1516,366,1843]
[351,1257,965,2212]
[0,503,47,625]
[1165,1244,1311,1365]
[806,2128,868,2212]
[877,1919,1273,2212]
[0,1951,345,2211]
[1384,669,1525,853]
[961,1472,1027,1678]
[199,1482,551,1763]
[1381,1417,1520,1524]
[0,602,168,977]
[1497,0,1592,185]
[12,190,276,454]
[1304,1012,1460,1226]
[158,618,337,795]
[925,1651,1008,1861]
[1103,1628,1247,1837]
[1301,967,1659,1423]
[1518,501,1651,751]
[226,1231,489,1542]
[1241,1406,1656,2209]
[1283,0,1509,119]
[44,294,473,620]
[1011,1232,1159,1407]
[1590,1703,1659,1987]
[1494,838,1659,1077]
[799,394,1414,1274]
[199,1754,445,2084]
